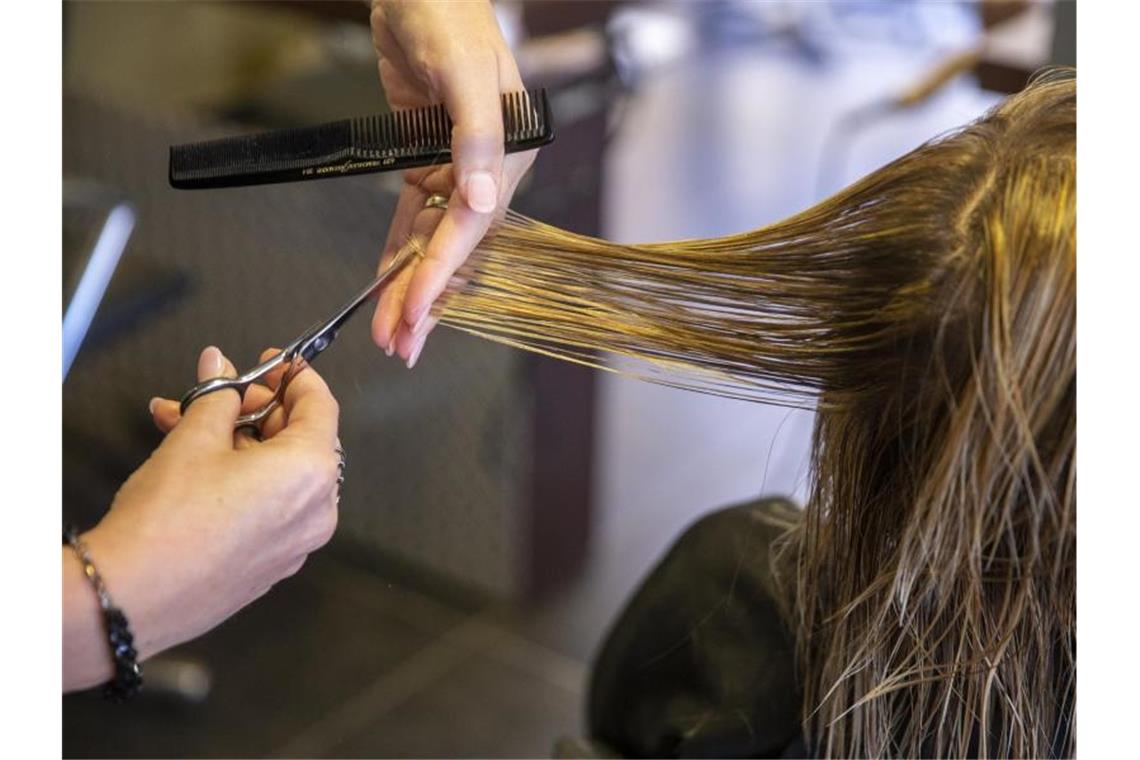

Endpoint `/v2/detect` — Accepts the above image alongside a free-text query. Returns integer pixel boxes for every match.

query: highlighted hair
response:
[440,69,1075,757]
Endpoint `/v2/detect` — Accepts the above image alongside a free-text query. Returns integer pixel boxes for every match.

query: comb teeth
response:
[350,102,450,156]
[350,89,550,157]
[170,89,554,189]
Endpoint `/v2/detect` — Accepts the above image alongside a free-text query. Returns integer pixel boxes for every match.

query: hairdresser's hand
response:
[369,0,536,367]
[65,347,340,689]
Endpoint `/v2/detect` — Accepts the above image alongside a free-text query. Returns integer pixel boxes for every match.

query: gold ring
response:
[424,194,449,211]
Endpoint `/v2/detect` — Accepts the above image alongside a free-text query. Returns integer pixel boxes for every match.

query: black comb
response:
[169,88,554,190]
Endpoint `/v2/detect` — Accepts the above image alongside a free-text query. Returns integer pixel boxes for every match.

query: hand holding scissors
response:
[178,198,445,430]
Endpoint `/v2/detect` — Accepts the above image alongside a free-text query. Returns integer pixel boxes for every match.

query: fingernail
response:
[385,341,394,358]
[198,346,224,379]
[413,310,433,336]
[148,397,160,415]
[465,171,497,214]
[406,303,429,334]
[406,338,425,370]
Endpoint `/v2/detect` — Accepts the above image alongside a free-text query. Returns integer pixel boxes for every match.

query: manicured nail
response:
[198,346,224,379]
[413,311,434,336]
[385,340,394,358]
[465,171,497,213]
[406,303,429,334]
[148,397,160,415]
[406,338,425,370]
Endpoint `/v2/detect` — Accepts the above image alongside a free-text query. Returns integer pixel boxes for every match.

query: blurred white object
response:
[495,1,525,51]
[62,187,135,380]
[142,656,213,704]
[608,5,696,84]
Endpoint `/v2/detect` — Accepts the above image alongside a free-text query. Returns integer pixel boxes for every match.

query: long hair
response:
[438,69,1075,758]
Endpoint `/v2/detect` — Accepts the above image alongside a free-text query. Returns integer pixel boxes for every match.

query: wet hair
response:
[438,68,1075,758]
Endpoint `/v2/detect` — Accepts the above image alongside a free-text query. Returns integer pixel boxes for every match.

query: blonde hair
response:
[440,69,1075,757]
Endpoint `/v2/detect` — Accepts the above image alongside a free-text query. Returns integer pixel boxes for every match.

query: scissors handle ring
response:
[180,374,287,431]
[235,397,280,431]
[179,375,249,413]
[178,348,296,430]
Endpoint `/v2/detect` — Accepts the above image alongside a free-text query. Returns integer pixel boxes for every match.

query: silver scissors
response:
[179,240,422,430]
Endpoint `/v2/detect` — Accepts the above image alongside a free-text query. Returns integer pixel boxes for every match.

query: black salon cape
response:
[587,498,807,758]
[581,497,1074,760]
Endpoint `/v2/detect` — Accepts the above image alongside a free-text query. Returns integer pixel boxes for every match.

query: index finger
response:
[399,195,492,334]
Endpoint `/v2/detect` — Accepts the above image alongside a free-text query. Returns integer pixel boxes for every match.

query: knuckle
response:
[324,451,342,488]
[408,46,436,75]
[452,121,505,149]
[302,501,338,554]
[299,450,340,492]
[317,504,339,547]
[188,389,240,417]
[282,555,307,579]
[316,451,342,493]
[370,1,395,28]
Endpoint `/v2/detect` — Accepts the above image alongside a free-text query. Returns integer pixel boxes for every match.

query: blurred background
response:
[62,1,1074,757]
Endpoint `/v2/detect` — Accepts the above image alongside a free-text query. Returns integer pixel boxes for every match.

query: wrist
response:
[62,542,112,689]
[80,523,170,660]
[62,524,161,693]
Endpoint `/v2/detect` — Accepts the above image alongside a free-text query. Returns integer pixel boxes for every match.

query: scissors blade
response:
[294,242,421,363]
[178,239,422,426]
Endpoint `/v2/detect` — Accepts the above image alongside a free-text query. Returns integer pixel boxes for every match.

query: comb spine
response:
[170,89,551,189]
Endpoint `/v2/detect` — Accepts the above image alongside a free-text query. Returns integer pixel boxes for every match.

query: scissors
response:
[179,237,423,431]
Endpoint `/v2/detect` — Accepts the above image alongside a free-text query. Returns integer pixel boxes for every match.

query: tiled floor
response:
[63,5,1005,757]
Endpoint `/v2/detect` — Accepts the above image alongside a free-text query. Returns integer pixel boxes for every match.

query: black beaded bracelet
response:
[64,526,143,702]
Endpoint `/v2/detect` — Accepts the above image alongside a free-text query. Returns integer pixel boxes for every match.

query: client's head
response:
[783,69,1075,758]
[440,68,1075,758]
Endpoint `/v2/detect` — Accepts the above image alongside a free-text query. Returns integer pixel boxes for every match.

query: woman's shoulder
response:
[588,496,805,758]
[672,496,801,568]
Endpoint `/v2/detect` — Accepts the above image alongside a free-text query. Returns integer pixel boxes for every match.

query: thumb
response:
[172,346,241,449]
